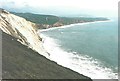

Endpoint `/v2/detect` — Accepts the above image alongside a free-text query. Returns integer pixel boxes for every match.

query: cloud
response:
[0,0,119,17]
[0,0,118,10]
[0,0,27,8]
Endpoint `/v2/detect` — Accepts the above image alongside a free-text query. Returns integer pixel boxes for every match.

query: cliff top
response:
[0,8,9,14]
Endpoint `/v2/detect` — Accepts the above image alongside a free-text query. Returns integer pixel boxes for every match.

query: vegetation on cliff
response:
[12,12,108,29]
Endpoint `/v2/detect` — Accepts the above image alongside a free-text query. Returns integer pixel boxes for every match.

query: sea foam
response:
[39,20,111,32]
[40,33,118,79]
[38,20,117,79]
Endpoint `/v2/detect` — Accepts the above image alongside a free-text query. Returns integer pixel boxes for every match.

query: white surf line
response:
[38,19,111,32]
[39,33,118,79]
[37,19,118,79]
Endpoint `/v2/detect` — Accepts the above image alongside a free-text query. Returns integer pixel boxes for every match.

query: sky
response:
[0,0,119,17]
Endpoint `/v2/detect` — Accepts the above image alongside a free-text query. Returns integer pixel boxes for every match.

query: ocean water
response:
[39,19,118,79]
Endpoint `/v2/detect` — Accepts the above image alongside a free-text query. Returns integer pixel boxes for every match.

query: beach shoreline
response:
[38,20,111,32]
[37,19,118,79]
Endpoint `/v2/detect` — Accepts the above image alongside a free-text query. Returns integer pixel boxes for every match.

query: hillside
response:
[60,17,108,24]
[12,12,60,25]
[12,12,108,29]
[0,9,48,57]
[2,31,92,79]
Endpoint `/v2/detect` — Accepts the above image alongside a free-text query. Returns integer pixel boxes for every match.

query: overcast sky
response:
[0,0,119,17]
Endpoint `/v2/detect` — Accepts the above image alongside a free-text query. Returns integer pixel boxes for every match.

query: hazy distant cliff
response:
[0,9,48,57]
[12,12,108,29]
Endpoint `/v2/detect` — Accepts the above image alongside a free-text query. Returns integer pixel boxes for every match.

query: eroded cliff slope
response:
[0,9,48,57]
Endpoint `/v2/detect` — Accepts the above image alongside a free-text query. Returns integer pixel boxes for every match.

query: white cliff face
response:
[0,9,49,58]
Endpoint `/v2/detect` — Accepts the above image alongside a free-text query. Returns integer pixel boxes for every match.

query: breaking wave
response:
[40,33,118,79]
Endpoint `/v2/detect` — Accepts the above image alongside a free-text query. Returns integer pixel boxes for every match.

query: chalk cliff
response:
[0,9,49,57]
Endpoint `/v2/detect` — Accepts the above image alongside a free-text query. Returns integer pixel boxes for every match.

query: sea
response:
[39,18,118,79]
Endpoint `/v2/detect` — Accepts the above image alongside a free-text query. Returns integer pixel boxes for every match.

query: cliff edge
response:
[0,9,48,57]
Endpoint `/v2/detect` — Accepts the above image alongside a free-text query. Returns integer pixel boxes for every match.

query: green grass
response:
[12,12,59,25]
[12,12,108,26]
